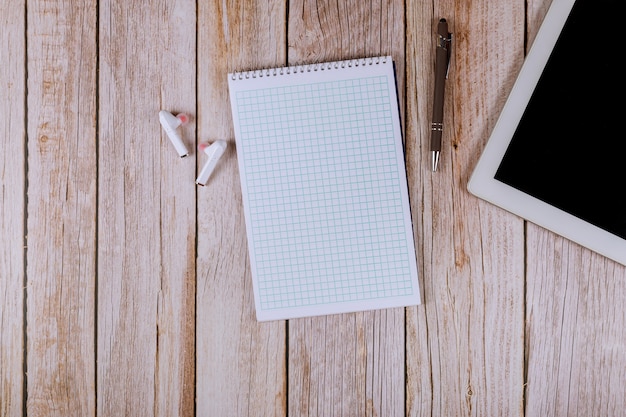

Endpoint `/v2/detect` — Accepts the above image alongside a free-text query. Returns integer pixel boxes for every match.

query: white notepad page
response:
[228,56,420,321]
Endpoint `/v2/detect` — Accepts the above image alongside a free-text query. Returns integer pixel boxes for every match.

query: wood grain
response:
[25,1,97,415]
[196,1,287,416]
[97,0,196,415]
[405,0,526,416]
[525,231,626,416]
[0,2,25,416]
[287,1,406,416]
[153,2,197,416]
[404,1,434,414]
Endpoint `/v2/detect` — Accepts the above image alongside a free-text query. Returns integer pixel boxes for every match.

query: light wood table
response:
[2,1,624,416]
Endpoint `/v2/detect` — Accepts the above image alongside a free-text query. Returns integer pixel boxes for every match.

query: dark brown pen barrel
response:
[431,19,449,152]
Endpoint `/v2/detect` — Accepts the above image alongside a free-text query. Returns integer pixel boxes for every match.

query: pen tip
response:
[431,151,440,172]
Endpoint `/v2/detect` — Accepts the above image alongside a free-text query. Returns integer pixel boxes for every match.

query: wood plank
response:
[25,1,97,415]
[97,1,196,415]
[152,3,197,416]
[0,2,25,416]
[525,232,626,416]
[404,2,435,414]
[405,0,526,415]
[196,1,287,416]
[287,1,406,415]
[524,1,626,415]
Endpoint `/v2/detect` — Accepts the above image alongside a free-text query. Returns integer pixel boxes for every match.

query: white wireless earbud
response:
[196,140,227,186]
[159,110,189,157]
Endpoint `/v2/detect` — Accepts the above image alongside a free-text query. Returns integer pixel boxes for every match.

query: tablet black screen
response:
[494,0,626,240]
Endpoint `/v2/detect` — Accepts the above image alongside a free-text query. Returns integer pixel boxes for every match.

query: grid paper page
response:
[228,57,420,321]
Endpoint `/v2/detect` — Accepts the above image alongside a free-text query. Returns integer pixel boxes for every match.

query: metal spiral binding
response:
[231,56,388,80]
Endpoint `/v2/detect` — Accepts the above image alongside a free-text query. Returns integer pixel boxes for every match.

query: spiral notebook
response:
[228,56,420,321]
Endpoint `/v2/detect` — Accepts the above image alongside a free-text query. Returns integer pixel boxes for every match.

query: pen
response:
[431,18,452,172]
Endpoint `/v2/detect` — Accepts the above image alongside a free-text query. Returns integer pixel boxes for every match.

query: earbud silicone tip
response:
[176,113,189,125]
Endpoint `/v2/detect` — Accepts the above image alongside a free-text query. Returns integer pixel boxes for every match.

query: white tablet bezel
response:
[467,0,626,266]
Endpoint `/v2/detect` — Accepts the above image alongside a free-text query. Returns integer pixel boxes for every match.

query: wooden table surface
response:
[2,1,625,416]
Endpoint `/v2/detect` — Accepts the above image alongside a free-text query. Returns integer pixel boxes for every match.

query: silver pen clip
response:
[438,32,452,79]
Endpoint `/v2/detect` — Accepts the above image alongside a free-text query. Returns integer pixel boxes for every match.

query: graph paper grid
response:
[229,58,420,320]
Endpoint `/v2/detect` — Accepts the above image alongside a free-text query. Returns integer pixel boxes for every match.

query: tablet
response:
[467,0,626,266]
